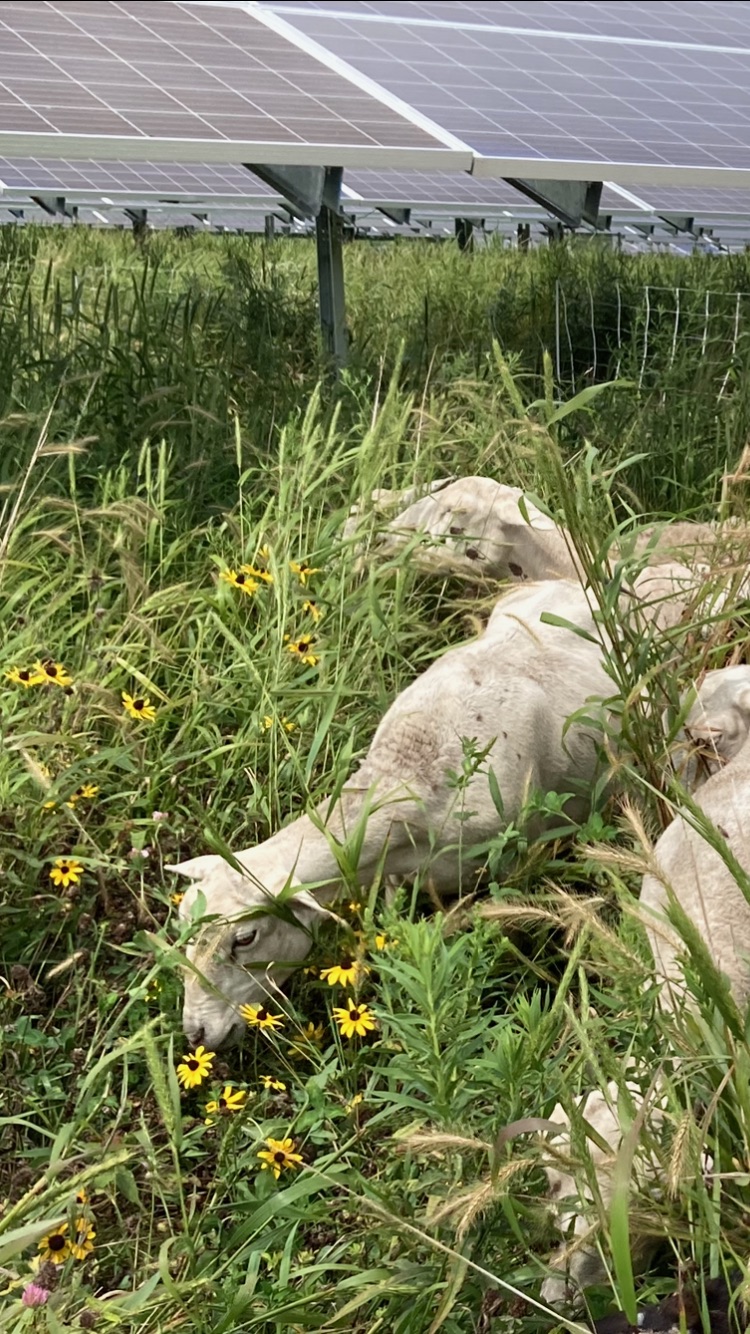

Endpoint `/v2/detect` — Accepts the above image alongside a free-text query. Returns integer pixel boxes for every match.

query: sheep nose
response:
[186,1026,204,1048]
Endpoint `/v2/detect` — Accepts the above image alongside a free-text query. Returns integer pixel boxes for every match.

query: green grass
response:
[2,227,750,1332]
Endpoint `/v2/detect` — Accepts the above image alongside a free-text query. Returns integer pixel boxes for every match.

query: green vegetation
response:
[2,227,750,1332]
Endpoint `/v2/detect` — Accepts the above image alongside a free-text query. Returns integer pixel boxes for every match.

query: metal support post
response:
[316,201,347,373]
[517,222,531,250]
[264,213,275,240]
[455,217,474,251]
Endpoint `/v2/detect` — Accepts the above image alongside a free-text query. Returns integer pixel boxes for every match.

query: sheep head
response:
[684,665,750,770]
[169,852,326,1049]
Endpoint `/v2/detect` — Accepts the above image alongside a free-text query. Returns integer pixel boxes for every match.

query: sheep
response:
[344,475,750,591]
[172,578,615,1049]
[640,723,750,1013]
[540,1078,664,1307]
[343,476,581,582]
[540,674,750,1307]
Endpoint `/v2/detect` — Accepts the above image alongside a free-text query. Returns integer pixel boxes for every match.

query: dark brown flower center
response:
[218,1097,227,1108]
[187,1059,199,1071]
[341,958,353,970]
[274,1151,286,1164]
[49,1234,66,1251]
[19,669,31,681]
[134,699,144,711]
[59,864,70,874]
[257,1007,269,1021]
[237,574,246,584]
[44,663,58,677]
[350,1009,361,1022]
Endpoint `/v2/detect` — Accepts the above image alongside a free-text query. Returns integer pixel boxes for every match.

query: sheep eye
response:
[233,928,259,952]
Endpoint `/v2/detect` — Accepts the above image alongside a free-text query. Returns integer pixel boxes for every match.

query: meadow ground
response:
[3,228,750,1333]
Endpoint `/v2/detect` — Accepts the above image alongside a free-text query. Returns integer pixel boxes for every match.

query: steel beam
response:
[455,217,474,251]
[505,178,602,228]
[31,194,76,220]
[316,177,347,374]
[245,164,340,218]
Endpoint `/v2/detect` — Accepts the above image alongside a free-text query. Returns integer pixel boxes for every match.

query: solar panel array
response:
[0,0,747,245]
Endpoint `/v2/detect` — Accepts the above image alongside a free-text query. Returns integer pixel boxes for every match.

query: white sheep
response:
[540,1077,664,1306]
[344,476,581,582]
[172,578,614,1049]
[541,671,750,1306]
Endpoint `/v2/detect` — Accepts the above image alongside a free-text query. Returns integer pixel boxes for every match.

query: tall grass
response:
[2,227,750,1332]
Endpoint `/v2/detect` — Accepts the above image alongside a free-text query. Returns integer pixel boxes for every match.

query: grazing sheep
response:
[541,671,750,1307]
[640,725,750,1013]
[172,579,614,1049]
[540,1078,663,1306]
[344,475,581,582]
[345,476,750,592]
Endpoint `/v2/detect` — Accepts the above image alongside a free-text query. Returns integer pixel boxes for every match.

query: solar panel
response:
[0,1,468,169]
[344,166,541,212]
[271,3,750,184]
[0,155,282,204]
[264,1,750,50]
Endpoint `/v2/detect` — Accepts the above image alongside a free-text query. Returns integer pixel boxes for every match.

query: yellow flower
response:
[332,998,377,1040]
[38,1226,69,1265]
[5,665,45,687]
[288,1021,325,1060]
[204,1085,246,1124]
[240,1003,285,1031]
[262,715,296,733]
[257,1136,304,1179]
[122,691,157,722]
[345,1092,364,1113]
[75,1187,88,1205]
[176,1044,215,1089]
[241,563,273,585]
[260,1075,287,1092]
[284,634,319,667]
[375,934,398,950]
[66,783,99,808]
[49,857,84,889]
[35,660,73,688]
[70,1217,95,1261]
[220,568,259,596]
[290,561,321,587]
[320,958,368,988]
[302,599,322,623]
[170,891,184,907]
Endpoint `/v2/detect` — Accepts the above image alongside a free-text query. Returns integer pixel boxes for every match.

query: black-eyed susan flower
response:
[5,665,45,687]
[176,1044,215,1089]
[288,1021,325,1061]
[260,1075,287,1092]
[70,1218,95,1262]
[241,563,273,585]
[257,1136,303,1179]
[290,561,321,587]
[122,691,156,723]
[66,783,99,808]
[284,634,319,667]
[38,1226,69,1265]
[49,857,84,889]
[170,891,184,908]
[220,568,259,596]
[35,660,73,688]
[302,599,322,624]
[240,1003,285,1032]
[204,1085,246,1124]
[74,1187,88,1206]
[332,998,377,1040]
[375,934,398,951]
[262,714,296,733]
[320,958,369,988]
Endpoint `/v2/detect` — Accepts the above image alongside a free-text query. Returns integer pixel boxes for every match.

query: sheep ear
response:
[289,888,335,920]
[165,855,224,882]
